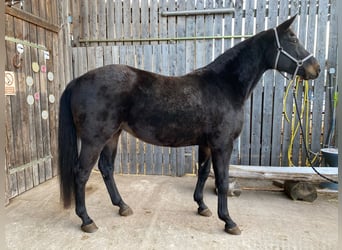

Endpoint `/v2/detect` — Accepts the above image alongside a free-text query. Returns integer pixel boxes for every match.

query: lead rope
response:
[273,28,338,184]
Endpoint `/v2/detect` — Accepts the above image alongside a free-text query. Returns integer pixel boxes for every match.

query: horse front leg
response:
[211,144,241,235]
[193,145,212,217]
[98,133,133,217]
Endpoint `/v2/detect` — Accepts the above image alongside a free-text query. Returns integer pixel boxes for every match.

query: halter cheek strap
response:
[273,28,313,80]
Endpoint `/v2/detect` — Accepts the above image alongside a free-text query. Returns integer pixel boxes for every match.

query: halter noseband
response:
[273,28,313,80]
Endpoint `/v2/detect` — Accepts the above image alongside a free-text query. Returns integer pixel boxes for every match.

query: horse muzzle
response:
[302,58,320,80]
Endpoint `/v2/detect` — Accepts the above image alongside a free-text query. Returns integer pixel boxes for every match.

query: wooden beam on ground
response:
[230,165,338,183]
[5,6,60,33]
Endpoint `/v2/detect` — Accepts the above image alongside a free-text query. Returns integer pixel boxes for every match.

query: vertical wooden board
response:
[114,0,123,44]
[204,0,213,64]
[103,46,113,66]
[112,46,120,64]
[51,31,60,176]
[38,0,47,19]
[9,174,18,198]
[159,0,168,40]
[98,0,106,45]
[88,0,98,46]
[72,48,78,77]
[5,14,18,197]
[24,23,39,186]
[80,0,89,41]
[37,27,52,181]
[80,47,88,77]
[11,17,25,191]
[185,0,195,73]
[311,0,329,155]
[150,0,159,44]
[195,0,204,69]
[223,0,233,50]
[71,0,80,46]
[22,20,34,189]
[166,0,176,75]
[86,47,96,71]
[13,17,31,193]
[123,0,132,44]
[213,0,223,58]
[106,0,115,45]
[95,46,104,68]
[140,0,149,44]
[132,0,140,44]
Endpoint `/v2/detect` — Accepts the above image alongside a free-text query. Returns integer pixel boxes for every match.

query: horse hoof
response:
[225,225,241,235]
[119,206,133,216]
[81,222,98,233]
[198,208,212,217]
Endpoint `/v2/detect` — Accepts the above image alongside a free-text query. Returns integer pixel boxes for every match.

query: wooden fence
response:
[70,0,337,175]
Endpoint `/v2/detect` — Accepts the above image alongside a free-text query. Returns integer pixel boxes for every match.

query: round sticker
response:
[47,72,54,81]
[32,62,40,72]
[41,65,47,73]
[48,94,55,103]
[42,110,49,120]
[34,92,40,100]
[27,95,34,105]
[26,76,33,86]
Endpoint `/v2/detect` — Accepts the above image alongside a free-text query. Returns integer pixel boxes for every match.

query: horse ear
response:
[277,15,297,31]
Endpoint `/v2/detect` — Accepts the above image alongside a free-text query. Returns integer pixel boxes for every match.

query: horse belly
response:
[122,115,205,147]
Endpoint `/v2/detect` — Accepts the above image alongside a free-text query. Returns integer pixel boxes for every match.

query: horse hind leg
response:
[193,145,212,217]
[98,132,133,217]
[74,141,103,233]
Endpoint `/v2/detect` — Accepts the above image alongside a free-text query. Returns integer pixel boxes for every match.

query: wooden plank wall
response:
[5,0,72,200]
[69,0,337,175]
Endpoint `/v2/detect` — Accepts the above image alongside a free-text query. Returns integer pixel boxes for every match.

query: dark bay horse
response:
[58,16,320,235]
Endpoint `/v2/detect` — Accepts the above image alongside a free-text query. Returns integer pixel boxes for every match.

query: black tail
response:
[58,83,78,208]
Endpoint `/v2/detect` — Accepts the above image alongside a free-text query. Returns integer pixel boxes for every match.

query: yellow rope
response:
[284,77,317,166]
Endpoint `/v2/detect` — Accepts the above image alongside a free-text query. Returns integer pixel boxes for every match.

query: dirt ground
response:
[5,171,338,249]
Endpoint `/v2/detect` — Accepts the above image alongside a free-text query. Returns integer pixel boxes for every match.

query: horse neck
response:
[206,32,273,102]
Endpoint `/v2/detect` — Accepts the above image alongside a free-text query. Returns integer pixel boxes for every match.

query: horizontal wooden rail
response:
[5,6,60,33]
[230,165,338,183]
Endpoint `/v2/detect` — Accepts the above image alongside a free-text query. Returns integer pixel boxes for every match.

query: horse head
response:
[270,15,320,80]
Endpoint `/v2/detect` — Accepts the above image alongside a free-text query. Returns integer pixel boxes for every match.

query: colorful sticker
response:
[48,94,55,103]
[41,65,47,73]
[42,110,49,120]
[32,62,40,73]
[47,72,54,81]
[34,92,40,100]
[26,95,34,105]
[26,76,33,86]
